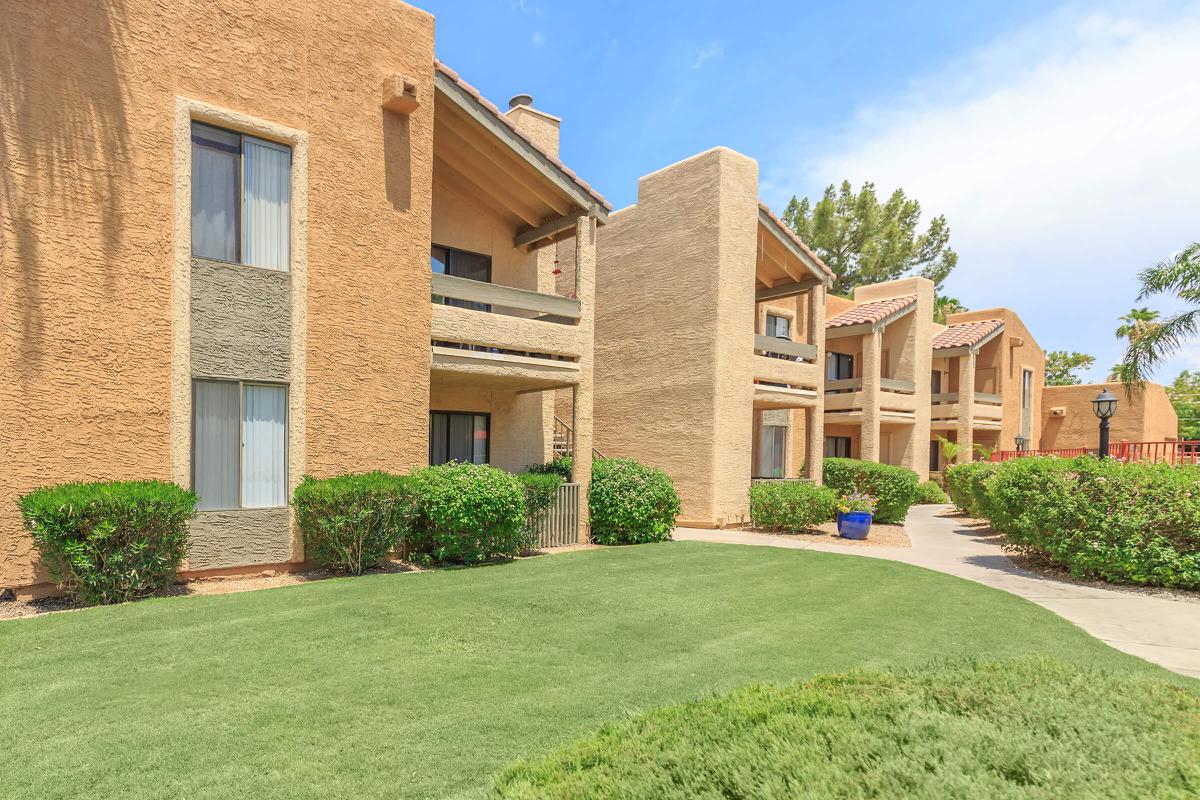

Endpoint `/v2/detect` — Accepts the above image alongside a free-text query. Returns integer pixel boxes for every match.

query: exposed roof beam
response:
[434,150,544,228]
[515,208,598,249]
[757,208,832,286]
[755,276,823,302]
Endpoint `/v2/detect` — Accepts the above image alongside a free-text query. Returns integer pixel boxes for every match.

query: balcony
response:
[430,273,586,391]
[751,335,821,408]
[929,391,1005,430]
[824,376,919,420]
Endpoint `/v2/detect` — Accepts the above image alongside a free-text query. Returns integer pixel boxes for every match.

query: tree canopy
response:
[1045,350,1096,386]
[1119,242,1200,386]
[783,181,958,297]
[1166,371,1200,440]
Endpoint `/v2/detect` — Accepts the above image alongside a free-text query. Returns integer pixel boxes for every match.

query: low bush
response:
[525,456,573,481]
[18,480,197,605]
[517,472,565,550]
[748,481,837,532]
[916,479,949,504]
[944,460,1001,517]
[589,459,680,545]
[495,658,1200,799]
[294,472,413,575]
[822,459,920,524]
[407,463,526,565]
[982,456,1200,589]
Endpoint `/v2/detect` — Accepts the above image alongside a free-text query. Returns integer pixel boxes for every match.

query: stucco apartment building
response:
[1,0,606,597]
[591,148,833,528]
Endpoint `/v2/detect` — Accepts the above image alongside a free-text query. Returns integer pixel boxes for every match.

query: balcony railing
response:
[753,334,818,363]
[932,391,1003,405]
[432,273,580,323]
[825,377,915,394]
[992,440,1200,464]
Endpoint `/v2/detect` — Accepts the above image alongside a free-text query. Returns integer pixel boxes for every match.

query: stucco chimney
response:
[505,93,561,157]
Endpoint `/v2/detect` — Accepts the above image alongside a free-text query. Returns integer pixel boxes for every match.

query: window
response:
[431,245,491,312]
[764,313,791,340]
[929,441,941,473]
[429,412,489,465]
[824,436,852,459]
[930,369,942,394]
[191,122,292,271]
[193,380,288,510]
[1021,368,1033,409]
[827,352,854,381]
[755,425,786,478]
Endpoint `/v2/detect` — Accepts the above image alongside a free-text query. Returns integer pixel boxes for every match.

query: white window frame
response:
[192,378,290,511]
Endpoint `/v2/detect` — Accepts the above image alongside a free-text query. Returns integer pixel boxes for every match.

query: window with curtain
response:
[755,425,786,478]
[765,313,791,340]
[191,122,292,271]
[827,352,854,381]
[429,412,489,465]
[431,245,491,312]
[193,380,288,510]
[824,436,852,459]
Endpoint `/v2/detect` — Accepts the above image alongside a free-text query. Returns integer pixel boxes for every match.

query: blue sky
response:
[425,0,1200,387]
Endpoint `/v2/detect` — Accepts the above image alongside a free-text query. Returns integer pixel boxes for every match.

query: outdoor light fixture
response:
[1091,387,1118,458]
[1014,434,1027,452]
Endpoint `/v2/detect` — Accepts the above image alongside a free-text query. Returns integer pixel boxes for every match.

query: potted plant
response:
[836,492,877,540]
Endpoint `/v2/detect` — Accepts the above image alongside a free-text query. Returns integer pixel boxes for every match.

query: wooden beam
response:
[759,229,806,284]
[435,72,608,223]
[753,334,818,362]
[433,158,522,226]
[515,210,593,249]
[757,207,831,285]
[755,277,822,302]
[434,149,544,228]
[437,108,573,217]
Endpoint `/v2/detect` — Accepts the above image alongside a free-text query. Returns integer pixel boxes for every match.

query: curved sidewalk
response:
[674,505,1200,679]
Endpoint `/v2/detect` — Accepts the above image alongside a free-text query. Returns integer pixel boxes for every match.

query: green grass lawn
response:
[0,542,1185,800]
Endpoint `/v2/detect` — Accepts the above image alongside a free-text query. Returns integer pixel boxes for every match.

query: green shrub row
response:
[823,458,920,524]
[946,456,1200,589]
[18,480,197,605]
[944,461,1001,517]
[916,479,949,505]
[588,459,680,545]
[748,481,838,532]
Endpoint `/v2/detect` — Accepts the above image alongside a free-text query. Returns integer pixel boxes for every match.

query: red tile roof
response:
[932,319,1004,350]
[757,201,835,280]
[826,295,917,328]
[435,60,611,212]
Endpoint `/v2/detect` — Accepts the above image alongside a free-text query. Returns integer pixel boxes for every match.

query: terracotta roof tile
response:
[757,201,835,280]
[826,295,917,328]
[932,319,1004,350]
[435,60,611,211]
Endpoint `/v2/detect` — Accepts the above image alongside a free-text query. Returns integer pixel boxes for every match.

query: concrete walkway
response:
[675,505,1200,679]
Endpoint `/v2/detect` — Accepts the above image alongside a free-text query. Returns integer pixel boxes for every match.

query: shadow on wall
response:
[0,0,133,374]
[382,111,412,212]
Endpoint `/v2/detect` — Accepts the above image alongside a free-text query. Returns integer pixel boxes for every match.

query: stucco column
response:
[805,285,826,483]
[860,330,883,462]
[957,352,976,463]
[572,214,596,542]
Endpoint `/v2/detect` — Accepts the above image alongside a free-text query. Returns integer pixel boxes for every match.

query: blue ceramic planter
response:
[838,511,873,539]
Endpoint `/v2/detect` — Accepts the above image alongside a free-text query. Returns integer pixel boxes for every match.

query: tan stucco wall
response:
[0,0,435,589]
[1041,382,1179,449]
[594,148,760,526]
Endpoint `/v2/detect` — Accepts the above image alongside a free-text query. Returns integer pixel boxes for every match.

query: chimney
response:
[505,93,561,157]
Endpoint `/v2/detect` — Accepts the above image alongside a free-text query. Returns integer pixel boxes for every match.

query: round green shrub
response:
[822,459,920,524]
[944,461,1002,517]
[294,472,413,575]
[589,459,680,545]
[408,463,526,565]
[916,480,949,505]
[18,480,197,605]
[749,481,837,532]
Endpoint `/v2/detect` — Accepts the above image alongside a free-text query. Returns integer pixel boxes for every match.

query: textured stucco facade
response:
[1041,382,1178,450]
[1,0,438,592]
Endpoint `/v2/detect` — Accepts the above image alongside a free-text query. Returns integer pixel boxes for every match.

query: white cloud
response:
[764,2,1200,384]
[693,42,723,69]
[532,31,546,47]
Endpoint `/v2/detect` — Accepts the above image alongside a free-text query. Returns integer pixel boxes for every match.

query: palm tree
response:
[936,435,965,465]
[934,295,967,324]
[1115,307,1161,342]
[1119,243,1200,388]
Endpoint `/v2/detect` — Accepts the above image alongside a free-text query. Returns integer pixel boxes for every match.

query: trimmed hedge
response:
[294,472,413,575]
[517,472,565,550]
[916,480,949,505]
[984,456,1200,589]
[525,456,573,481]
[408,463,526,565]
[18,480,197,605]
[822,459,920,524]
[944,461,1001,517]
[589,459,680,545]
[749,481,838,532]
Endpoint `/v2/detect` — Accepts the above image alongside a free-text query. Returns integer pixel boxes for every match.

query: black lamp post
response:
[1091,388,1118,458]
[1014,434,1027,452]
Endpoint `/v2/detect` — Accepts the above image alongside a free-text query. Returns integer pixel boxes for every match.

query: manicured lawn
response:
[0,542,1184,800]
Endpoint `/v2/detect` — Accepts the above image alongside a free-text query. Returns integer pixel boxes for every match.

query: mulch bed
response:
[750,520,911,548]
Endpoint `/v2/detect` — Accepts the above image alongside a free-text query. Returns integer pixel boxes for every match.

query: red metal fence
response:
[990,440,1200,465]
